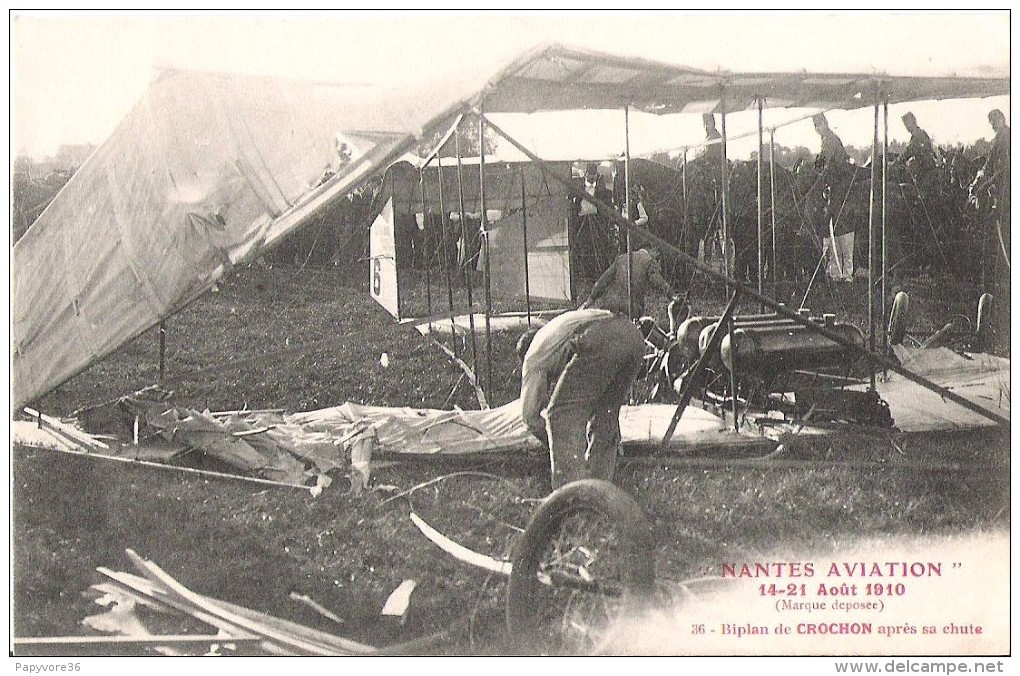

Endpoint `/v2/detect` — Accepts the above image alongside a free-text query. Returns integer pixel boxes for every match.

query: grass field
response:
[11,263,1010,654]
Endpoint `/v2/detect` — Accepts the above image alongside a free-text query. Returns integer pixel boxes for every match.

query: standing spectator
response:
[576,162,609,215]
[701,113,725,170]
[622,182,650,228]
[981,109,1010,235]
[969,109,1011,264]
[898,112,936,173]
[813,113,851,186]
[571,162,614,285]
[695,114,732,273]
[517,308,645,489]
[813,113,855,282]
[970,109,1010,352]
[615,181,650,254]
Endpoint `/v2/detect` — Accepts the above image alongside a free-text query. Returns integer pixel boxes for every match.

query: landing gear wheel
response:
[887,291,910,346]
[506,479,656,655]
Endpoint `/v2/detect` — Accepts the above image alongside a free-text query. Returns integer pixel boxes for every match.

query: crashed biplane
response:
[13,44,1010,463]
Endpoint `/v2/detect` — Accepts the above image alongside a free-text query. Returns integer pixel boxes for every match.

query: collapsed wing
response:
[12,69,468,408]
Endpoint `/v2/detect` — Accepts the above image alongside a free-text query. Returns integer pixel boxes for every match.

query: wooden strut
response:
[124,549,370,656]
[682,148,689,260]
[719,92,730,279]
[719,96,739,433]
[476,111,1010,429]
[520,165,533,326]
[620,455,974,472]
[478,112,494,397]
[433,151,460,359]
[660,290,742,449]
[882,97,890,359]
[13,634,260,647]
[418,167,435,333]
[424,121,467,365]
[769,129,779,300]
[118,551,376,656]
[29,443,320,492]
[625,105,634,321]
[868,92,880,392]
[430,338,489,409]
[419,112,465,167]
[97,559,488,658]
[409,511,512,576]
[757,96,765,309]
[25,406,109,449]
[453,130,481,397]
[158,321,167,382]
[398,303,483,328]
[93,573,268,647]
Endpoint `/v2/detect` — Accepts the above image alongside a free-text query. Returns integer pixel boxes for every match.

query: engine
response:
[639,310,892,427]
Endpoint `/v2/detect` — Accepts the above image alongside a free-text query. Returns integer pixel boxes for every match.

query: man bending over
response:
[517,308,645,489]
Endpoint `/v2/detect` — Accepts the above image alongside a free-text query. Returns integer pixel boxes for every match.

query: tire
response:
[976,293,993,349]
[506,479,656,654]
[887,291,910,346]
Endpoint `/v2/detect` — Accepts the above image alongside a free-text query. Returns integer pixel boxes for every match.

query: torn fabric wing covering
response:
[12,69,469,408]
[847,346,1011,432]
[284,400,734,455]
[12,44,1009,409]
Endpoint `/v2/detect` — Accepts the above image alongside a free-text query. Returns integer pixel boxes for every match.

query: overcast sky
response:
[10,11,1011,160]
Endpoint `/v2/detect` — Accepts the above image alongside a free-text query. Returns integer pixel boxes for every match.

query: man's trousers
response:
[543,315,645,489]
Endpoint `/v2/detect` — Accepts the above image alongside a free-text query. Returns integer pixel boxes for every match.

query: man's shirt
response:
[579,178,601,216]
[520,309,614,439]
[820,130,849,165]
[905,128,934,158]
[986,128,1011,180]
[582,250,676,319]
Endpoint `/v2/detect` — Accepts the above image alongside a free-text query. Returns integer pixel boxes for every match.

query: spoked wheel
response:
[506,480,656,655]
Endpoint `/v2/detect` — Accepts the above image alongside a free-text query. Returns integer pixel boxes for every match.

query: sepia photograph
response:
[9,10,1012,666]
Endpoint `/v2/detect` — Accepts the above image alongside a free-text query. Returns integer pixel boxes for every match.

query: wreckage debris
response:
[289,592,344,625]
[16,388,541,497]
[69,549,495,656]
[381,579,418,625]
[23,407,109,450]
[12,634,252,657]
[410,512,513,576]
[91,549,377,656]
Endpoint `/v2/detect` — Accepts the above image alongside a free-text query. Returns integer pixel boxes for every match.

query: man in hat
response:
[812,113,856,282]
[577,162,610,215]
[572,162,614,283]
[970,109,1011,351]
[813,113,850,177]
[898,112,936,172]
[980,109,1010,219]
[700,113,725,170]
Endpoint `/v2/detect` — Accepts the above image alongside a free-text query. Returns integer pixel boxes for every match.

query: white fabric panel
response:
[369,198,400,319]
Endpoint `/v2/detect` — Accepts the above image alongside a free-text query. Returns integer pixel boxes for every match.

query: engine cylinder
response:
[676,316,716,362]
[719,323,866,373]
